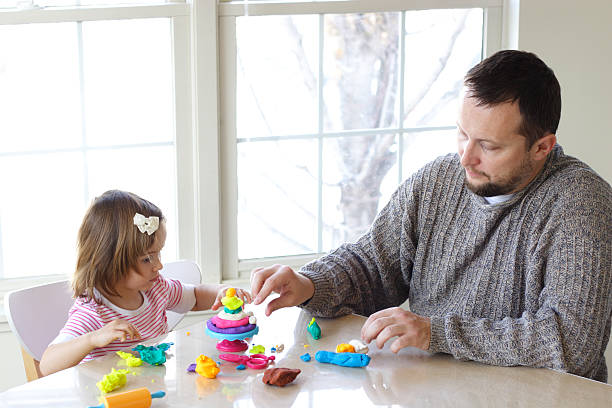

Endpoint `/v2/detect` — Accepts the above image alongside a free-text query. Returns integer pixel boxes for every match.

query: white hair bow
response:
[133,213,160,235]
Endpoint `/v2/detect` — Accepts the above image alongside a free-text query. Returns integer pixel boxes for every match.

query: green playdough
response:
[133,342,173,365]
[307,318,321,340]
[249,344,265,354]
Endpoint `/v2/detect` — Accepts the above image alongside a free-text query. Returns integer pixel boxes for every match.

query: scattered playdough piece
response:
[186,331,191,336]
[87,387,165,408]
[276,344,284,352]
[349,339,369,354]
[116,351,143,367]
[304,344,310,348]
[300,353,311,362]
[315,351,371,367]
[96,368,130,393]
[195,355,220,379]
[271,347,276,353]
[307,318,321,340]
[336,343,356,353]
[249,344,265,354]
[236,364,246,370]
[187,363,197,372]
[133,342,173,366]
[262,368,301,387]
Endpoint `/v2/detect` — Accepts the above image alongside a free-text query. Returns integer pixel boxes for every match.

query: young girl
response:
[39,190,250,376]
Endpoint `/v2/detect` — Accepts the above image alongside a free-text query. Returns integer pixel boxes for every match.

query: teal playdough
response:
[300,353,311,362]
[315,351,370,367]
[307,317,321,340]
[133,342,173,366]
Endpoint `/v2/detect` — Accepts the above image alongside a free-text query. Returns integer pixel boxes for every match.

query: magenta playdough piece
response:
[211,316,250,328]
[216,339,249,352]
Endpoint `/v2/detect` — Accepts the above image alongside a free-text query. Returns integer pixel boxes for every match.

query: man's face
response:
[457,95,540,196]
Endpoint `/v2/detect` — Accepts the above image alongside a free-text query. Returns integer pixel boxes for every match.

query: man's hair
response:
[72,190,164,302]
[464,50,561,147]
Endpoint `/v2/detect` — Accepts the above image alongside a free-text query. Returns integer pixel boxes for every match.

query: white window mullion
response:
[219,15,239,281]
[0,4,189,25]
[483,4,503,57]
[316,13,324,253]
[192,0,222,283]
[172,14,197,262]
[219,0,503,17]
[397,11,406,184]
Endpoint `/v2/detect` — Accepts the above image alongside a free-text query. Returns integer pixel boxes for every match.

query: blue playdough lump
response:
[315,351,370,367]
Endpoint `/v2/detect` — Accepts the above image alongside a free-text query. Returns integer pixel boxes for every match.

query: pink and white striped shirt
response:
[51,276,196,362]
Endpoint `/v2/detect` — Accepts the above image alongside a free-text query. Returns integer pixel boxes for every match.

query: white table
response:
[1,304,611,407]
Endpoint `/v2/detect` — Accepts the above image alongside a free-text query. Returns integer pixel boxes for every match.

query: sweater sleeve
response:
[299,175,419,318]
[429,176,612,381]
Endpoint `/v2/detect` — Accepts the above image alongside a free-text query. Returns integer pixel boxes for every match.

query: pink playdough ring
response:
[246,358,269,370]
[211,316,250,328]
[216,339,248,352]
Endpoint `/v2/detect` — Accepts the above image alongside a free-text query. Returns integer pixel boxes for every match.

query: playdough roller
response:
[88,387,165,408]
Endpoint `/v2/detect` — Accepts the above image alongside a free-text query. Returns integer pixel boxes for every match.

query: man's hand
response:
[250,264,315,316]
[361,307,431,353]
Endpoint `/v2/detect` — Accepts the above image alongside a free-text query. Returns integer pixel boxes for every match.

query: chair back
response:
[5,280,74,362]
[159,260,202,330]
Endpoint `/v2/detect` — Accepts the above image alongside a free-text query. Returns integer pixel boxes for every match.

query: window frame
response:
[217,0,504,280]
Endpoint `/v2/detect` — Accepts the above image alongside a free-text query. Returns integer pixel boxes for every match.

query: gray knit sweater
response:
[300,145,612,382]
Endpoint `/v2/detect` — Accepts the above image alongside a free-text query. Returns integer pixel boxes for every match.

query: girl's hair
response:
[72,190,164,302]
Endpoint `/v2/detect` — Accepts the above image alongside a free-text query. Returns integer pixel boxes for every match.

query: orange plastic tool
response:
[88,387,165,408]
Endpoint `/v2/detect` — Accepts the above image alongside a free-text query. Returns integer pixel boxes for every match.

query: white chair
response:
[4,260,201,381]
[160,260,202,330]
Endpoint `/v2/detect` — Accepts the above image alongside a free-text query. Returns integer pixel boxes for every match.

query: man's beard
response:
[464,157,535,197]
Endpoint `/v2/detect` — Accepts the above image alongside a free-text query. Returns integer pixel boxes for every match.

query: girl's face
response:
[124,222,167,292]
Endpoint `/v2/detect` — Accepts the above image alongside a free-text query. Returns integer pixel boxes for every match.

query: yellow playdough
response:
[336,343,356,353]
[116,351,143,367]
[221,295,243,310]
[226,288,236,297]
[96,368,130,393]
[196,355,220,379]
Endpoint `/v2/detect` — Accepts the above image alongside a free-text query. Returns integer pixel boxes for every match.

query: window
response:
[0,1,195,306]
[218,1,502,278]
[0,0,502,309]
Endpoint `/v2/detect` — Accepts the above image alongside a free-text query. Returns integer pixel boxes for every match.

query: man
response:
[250,50,612,382]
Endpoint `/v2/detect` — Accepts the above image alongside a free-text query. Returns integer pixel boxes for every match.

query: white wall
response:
[1,0,611,393]
[517,0,612,183]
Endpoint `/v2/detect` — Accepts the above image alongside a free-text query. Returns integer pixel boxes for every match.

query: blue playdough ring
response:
[206,326,259,341]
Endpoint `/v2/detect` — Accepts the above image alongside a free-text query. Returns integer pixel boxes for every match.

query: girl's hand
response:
[211,286,252,311]
[88,319,141,348]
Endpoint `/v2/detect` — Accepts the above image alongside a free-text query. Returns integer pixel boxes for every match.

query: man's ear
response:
[531,133,557,160]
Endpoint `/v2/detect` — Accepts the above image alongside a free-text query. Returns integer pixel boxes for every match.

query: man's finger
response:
[251,267,276,301]
[254,270,283,305]
[265,292,295,316]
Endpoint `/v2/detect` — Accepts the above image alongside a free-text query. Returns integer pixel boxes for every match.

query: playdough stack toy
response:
[205,288,259,352]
